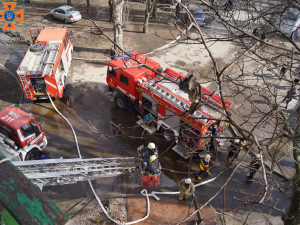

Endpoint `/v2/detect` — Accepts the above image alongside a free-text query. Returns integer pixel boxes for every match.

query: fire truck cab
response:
[16,27,73,100]
[0,106,47,161]
[107,51,232,159]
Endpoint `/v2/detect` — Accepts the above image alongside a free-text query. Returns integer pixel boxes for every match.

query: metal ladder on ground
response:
[42,43,60,77]
[13,157,138,187]
[19,74,33,99]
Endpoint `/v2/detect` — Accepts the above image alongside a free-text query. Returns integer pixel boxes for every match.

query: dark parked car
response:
[191,8,206,26]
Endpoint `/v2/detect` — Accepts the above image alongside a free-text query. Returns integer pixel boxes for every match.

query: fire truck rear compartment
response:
[30,77,46,95]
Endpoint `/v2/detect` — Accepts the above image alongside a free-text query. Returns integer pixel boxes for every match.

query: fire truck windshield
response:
[22,123,34,137]
[22,121,41,137]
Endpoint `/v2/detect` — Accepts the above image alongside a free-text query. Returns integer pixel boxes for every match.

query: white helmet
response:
[256,154,261,159]
[148,142,156,149]
[150,155,157,162]
[234,139,240,143]
[205,154,211,161]
[185,178,192,184]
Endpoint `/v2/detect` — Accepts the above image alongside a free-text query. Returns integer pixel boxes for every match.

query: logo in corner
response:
[0,2,23,30]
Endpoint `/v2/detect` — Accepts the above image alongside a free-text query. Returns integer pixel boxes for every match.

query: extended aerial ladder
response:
[13,157,138,189]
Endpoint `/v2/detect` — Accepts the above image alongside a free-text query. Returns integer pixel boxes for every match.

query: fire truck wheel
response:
[160,127,176,144]
[25,149,40,161]
[114,94,127,110]
[30,43,45,52]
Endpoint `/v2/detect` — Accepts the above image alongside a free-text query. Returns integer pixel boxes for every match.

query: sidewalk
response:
[127,196,216,225]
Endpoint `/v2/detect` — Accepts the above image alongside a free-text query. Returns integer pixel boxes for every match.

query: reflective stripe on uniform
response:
[180,190,190,194]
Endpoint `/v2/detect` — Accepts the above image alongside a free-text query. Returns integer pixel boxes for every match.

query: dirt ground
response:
[57,198,126,225]
[13,0,182,60]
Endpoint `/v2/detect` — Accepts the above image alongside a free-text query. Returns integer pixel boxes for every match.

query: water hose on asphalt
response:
[47,90,150,224]
[141,177,217,201]
[47,91,82,159]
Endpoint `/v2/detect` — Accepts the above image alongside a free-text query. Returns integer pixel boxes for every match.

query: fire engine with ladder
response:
[16,27,73,100]
[106,51,232,159]
[0,106,152,188]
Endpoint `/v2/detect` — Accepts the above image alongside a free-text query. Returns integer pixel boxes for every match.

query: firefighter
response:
[209,124,218,153]
[175,3,181,18]
[138,142,158,163]
[247,154,261,184]
[138,143,158,168]
[225,139,241,163]
[178,178,195,201]
[145,155,160,175]
[196,154,210,180]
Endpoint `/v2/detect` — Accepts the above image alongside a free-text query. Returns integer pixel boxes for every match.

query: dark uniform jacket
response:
[250,158,261,172]
[229,140,241,153]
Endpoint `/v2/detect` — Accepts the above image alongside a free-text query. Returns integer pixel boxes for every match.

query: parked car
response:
[274,8,300,40]
[186,8,206,26]
[50,5,81,24]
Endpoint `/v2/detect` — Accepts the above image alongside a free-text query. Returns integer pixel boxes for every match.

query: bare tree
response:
[67,0,71,6]
[143,0,158,33]
[86,0,90,14]
[151,0,158,20]
[113,0,124,48]
[109,0,113,22]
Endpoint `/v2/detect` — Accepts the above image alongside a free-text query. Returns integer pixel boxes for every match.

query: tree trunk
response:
[152,0,158,19]
[109,0,114,22]
[86,0,90,14]
[67,0,72,6]
[143,0,157,33]
[143,10,150,33]
[113,0,124,49]
[282,135,300,225]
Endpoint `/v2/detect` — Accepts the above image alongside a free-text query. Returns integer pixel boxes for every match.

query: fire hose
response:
[46,90,217,224]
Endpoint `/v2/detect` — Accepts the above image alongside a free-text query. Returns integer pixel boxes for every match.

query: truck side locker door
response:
[158,105,165,120]
[164,109,180,135]
[107,66,117,89]
[118,74,132,99]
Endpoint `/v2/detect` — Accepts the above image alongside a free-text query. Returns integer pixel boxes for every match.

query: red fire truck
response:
[106,51,232,159]
[16,27,73,100]
[0,106,47,161]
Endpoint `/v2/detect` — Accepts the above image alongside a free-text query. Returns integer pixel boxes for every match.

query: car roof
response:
[0,106,33,130]
[193,8,204,13]
[58,5,74,10]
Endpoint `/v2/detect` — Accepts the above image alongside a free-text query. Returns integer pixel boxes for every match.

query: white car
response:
[50,5,81,24]
[274,8,300,40]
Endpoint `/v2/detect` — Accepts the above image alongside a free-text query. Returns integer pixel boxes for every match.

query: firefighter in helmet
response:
[196,154,210,180]
[247,154,261,183]
[145,155,160,175]
[138,142,158,165]
[225,139,241,163]
[178,178,195,201]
